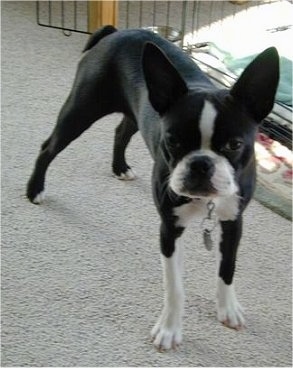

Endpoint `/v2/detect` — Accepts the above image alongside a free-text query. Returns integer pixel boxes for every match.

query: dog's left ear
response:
[142,42,188,115]
[230,47,280,122]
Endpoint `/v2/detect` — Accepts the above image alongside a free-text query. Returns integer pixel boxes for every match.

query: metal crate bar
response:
[36,1,90,35]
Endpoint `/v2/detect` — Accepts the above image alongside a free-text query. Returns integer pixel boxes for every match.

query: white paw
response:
[115,168,136,181]
[32,191,45,204]
[217,298,245,330]
[217,279,245,330]
[151,315,182,351]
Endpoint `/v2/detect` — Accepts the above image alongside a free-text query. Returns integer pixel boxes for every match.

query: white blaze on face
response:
[169,100,238,198]
[199,100,217,150]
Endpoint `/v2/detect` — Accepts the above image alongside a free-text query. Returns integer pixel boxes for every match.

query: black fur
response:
[27,26,279,343]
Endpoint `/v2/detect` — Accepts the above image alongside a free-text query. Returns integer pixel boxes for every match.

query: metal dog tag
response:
[203,229,213,251]
[201,200,217,251]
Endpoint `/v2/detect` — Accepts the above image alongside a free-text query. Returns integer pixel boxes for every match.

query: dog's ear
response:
[230,47,279,122]
[142,42,188,115]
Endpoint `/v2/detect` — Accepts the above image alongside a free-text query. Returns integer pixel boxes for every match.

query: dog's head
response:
[142,43,279,199]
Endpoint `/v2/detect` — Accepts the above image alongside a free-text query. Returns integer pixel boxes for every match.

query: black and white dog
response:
[27,26,279,350]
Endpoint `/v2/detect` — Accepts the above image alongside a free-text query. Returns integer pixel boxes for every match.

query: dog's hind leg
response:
[26,92,109,204]
[112,115,138,180]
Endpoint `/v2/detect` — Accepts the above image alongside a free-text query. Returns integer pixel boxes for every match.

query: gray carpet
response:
[1,2,292,367]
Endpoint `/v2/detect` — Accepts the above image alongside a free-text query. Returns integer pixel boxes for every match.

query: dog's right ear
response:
[142,42,188,115]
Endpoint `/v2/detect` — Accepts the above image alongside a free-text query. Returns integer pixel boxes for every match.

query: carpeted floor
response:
[1,2,292,367]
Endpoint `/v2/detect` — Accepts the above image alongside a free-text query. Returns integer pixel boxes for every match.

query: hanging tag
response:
[203,229,213,251]
[201,200,217,251]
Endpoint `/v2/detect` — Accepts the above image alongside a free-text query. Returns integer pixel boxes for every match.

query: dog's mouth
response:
[170,181,219,199]
[169,168,237,199]
[169,152,238,199]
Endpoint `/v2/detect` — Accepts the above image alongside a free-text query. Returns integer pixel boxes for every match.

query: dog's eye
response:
[166,135,180,150]
[224,138,244,152]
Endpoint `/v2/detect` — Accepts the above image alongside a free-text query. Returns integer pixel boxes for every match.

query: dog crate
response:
[36,0,292,149]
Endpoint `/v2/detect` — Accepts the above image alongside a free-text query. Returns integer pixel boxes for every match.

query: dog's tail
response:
[83,25,118,52]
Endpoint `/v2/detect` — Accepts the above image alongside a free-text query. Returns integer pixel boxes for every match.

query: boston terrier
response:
[27,26,279,351]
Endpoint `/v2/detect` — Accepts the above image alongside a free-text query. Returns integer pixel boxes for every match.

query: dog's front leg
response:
[151,222,185,351]
[216,216,245,330]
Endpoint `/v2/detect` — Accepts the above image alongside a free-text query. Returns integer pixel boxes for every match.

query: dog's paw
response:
[26,174,46,204]
[217,298,245,330]
[151,318,182,351]
[114,168,136,181]
[217,279,245,330]
[27,181,45,204]
[32,191,45,204]
[28,190,45,204]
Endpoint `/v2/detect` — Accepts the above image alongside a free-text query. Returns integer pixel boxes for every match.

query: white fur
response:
[216,277,245,329]
[174,193,239,229]
[199,100,217,149]
[114,168,136,181]
[169,149,238,199]
[215,243,245,329]
[214,194,240,221]
[151,245,184,350]
[174,198,209,227]
[169,153,194,195]
[32,191,45,204]
[211,154,238,196]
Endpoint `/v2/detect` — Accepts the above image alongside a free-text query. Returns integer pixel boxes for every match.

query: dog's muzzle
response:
[169,151,238,198]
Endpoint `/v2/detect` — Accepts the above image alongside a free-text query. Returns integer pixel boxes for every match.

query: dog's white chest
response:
[174,199,208,227]
[174,194,240,228]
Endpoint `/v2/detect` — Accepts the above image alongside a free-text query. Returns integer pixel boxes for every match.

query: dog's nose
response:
[189,156,214,177]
